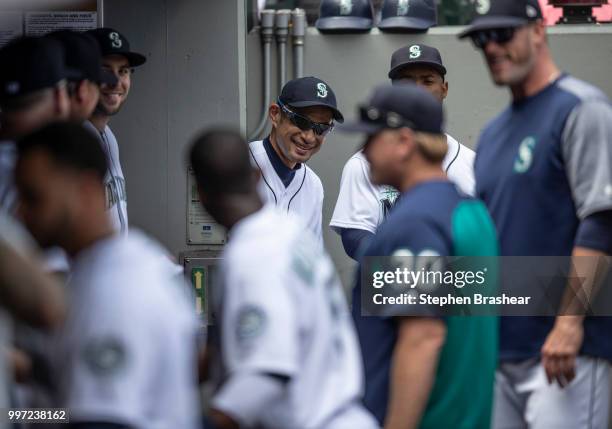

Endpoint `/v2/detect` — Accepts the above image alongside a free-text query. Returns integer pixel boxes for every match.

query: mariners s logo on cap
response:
[398,0,410,16]
[409,45,422,59]
[5,81,19,95]
[109,31,123,48]
[317,83,328,98]
[339,0,353,15]
[526,4,538,18]
[475,0,491,14]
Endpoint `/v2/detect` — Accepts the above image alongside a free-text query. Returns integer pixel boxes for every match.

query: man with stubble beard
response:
[84,28,147,235]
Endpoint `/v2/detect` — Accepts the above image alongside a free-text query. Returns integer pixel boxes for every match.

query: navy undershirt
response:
[263,136,301,188]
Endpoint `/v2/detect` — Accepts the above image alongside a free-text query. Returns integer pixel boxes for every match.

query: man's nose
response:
[300,128,318,143]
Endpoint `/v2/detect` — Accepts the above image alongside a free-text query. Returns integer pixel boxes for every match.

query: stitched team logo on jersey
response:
[380,186,400,219]
[83,337,127,376]
[513,136,537,174]
[109,32,123,48]
[475,0,490,15]
[105,177,127,209]
[398,0,410,16]
[339,0,353,15]
[316,83,328,99]
[409,45,421,59]
[236,306,267,341]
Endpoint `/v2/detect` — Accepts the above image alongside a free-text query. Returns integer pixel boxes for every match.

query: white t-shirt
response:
[84,121,129,235]
[249,139,324,247]
[49,232,199,429]
[330,134,475,234]
[211,206,376,429]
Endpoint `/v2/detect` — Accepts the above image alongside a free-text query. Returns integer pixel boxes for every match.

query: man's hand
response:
[541,316,584,388]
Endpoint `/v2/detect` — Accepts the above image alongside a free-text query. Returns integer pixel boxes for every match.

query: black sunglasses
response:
[470,27,516,49]
[277,99,334,137]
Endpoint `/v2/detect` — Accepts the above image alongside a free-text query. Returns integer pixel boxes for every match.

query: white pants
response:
[493,357,611,429]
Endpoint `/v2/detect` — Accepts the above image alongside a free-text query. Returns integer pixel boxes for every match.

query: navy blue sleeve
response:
[340,228,374,261]
[575,211,612,254]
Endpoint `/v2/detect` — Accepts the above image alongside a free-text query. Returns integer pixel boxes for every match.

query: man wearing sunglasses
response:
[249,76,343,246]
[459,0,612,428]
[330,44,475,261]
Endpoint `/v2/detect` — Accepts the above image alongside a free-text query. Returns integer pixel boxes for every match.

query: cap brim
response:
[315,17,373,31]
[388,61,447,79]
[378,16,435,31]
[337,120,382,135]
[99,69,118,86]
[458,16,528,38]
[122,51,147,67]
[287,100,345,123]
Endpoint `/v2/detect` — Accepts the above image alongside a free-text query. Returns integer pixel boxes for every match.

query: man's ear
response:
[441,81,449,100]
[532,20,547,48]
[397,127,416,161]
[268,103,281,128]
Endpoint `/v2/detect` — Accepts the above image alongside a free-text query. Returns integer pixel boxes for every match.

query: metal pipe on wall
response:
[248,9,275,141]
[291,9,305,79]
[275,9,291,90]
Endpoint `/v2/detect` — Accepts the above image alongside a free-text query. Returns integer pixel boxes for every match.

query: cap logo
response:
[5,81,19,95]
[397,0,410,16]
[317,83,328,98]
[339,0,353,15]
[409,45,422,59]
[526,5,538,18]
[475,0,490,15]
[109,32,123,49]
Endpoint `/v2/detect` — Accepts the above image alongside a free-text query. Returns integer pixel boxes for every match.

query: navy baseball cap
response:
[458,0,543,39]
[378,0,437,32]
[47,30,117,86]
[388,44,447,80]
[315,0,374,33]
[0,36,71,101]
[86,27,147,67]
[339,83,444,135]
[279,76,344,123]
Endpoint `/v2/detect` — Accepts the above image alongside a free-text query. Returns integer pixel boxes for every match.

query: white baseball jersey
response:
[249,139,324,247]
[84,121,129,235]
[210,206,377,428]
[49,231,200,429]
[330,134,475,234]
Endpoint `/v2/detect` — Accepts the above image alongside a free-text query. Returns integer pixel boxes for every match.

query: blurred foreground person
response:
[15,122,200,429]
[0,213,65,429]
[190,129,376,429]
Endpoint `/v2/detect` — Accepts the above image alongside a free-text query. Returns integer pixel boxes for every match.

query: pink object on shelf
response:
[539,0,612,25]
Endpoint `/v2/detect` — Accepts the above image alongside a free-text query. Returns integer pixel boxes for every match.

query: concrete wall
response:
[103,0,246,257]
[246,25,612,289]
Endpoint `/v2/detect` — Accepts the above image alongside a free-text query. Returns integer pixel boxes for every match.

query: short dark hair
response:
[189,129,253,195]
[17,122,108,180]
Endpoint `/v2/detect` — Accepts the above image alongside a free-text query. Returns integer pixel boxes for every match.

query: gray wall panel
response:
[103,0,246,257]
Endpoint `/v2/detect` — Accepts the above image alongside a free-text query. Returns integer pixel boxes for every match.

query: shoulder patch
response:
[236,305,267,341]
[82,337,128,376]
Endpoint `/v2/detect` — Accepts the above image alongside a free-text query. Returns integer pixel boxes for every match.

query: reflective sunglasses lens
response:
[495,27,515,44]
[291,114,312,132]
